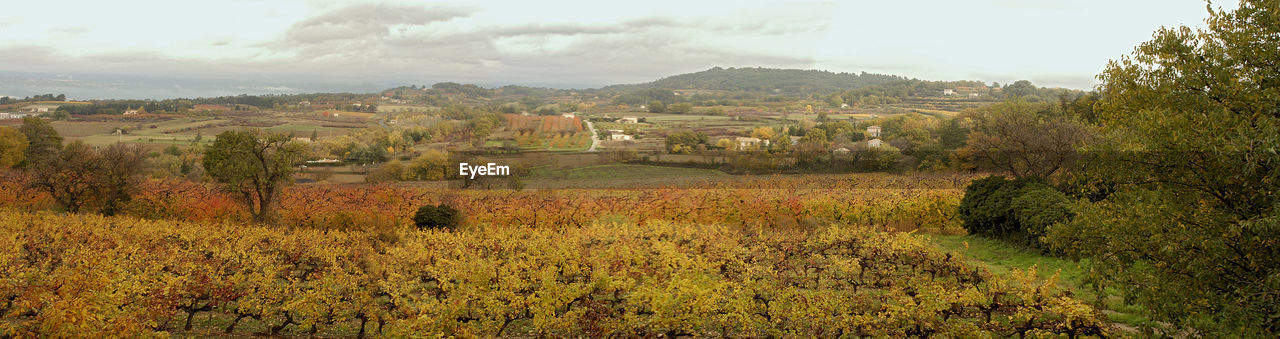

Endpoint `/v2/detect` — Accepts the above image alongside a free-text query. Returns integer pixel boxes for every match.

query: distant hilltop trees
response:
[603,67,907,95]
[0,94,67,104]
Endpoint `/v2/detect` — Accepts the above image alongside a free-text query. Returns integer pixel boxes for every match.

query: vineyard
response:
[0,174,1109,337]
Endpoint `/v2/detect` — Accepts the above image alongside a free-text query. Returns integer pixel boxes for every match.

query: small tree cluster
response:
[957,176,1072,249]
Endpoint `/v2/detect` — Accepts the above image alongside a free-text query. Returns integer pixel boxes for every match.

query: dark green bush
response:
[413,204,460,230]
[958,176,1072,248]
[1010,186,1073,239]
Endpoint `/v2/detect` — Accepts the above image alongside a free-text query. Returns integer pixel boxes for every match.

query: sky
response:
[0,0,1238,99]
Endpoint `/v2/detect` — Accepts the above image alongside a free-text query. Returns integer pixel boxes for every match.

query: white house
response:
[832,147,851,156]
[561,112,576,119]
[943,89,956,96]
[840,103,850,108]
[24,104,59,113]
[735,137,770,149]
[866,125,882,138]
[606,129,631,141]
[620,116,639,124]
[969,93,980,98]
[868,138,883,148]
[123,107,143,115]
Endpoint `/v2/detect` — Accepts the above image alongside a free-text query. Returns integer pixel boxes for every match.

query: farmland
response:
[0,173,1117,337]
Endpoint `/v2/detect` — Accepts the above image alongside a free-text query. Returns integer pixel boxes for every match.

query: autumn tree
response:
[95,143,148,215]
[1046,1,1280,335]
[203,129,307,223]
[26,141,147,214]
[29,141,99,213]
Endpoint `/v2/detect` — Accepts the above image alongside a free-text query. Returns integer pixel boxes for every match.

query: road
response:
[585,120,600,152]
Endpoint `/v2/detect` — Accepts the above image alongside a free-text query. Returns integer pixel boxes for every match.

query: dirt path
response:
[585,120,600,152]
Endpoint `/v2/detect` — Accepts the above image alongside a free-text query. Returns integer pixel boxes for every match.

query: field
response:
[49,112,371,147]
[0,174,1112,337]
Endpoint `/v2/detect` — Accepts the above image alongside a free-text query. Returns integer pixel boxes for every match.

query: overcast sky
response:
[0,0,1237,99]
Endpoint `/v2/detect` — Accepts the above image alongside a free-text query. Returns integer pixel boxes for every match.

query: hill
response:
[601,67,907,95]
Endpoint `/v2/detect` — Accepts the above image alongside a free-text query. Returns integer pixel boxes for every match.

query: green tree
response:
[203,129,307,223]
[48,110,71,121]
[1047,1,1280,335]
[647,100,666,113]
[800,128,828,145]
[664,131,707,154]
[18,117,62,167]
[0,127,27,168]
[413,204,460,230]
[1002,80,1037,98]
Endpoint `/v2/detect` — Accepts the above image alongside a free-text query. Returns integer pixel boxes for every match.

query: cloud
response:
[246,1,831,85]
[0,0,1124,98]
[266,2,473,53]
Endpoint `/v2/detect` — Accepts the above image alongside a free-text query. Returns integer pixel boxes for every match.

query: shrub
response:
[413,204,460,230]
[1010,186,1073,239]
[958,176,1071,248]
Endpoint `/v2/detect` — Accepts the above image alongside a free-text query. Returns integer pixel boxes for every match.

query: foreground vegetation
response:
[0,208,1106,337]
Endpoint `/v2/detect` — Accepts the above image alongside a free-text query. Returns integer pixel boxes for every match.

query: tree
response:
[94,143,147,216]
[800,128,827,145]
[664,131,707,154]
[405,149,451,181]
[959,101,1093,179]
[29,141,101,213]
[667,102,693,114]
[413,204,461,230]
[18,117,62,167]
[1046,1,1280,335]
[1002,80,1037,98]
[48,110,71,121]
[203,129,307,223]
[647,100,666,113]
[0,127,27,168]
[749,127,775,140]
